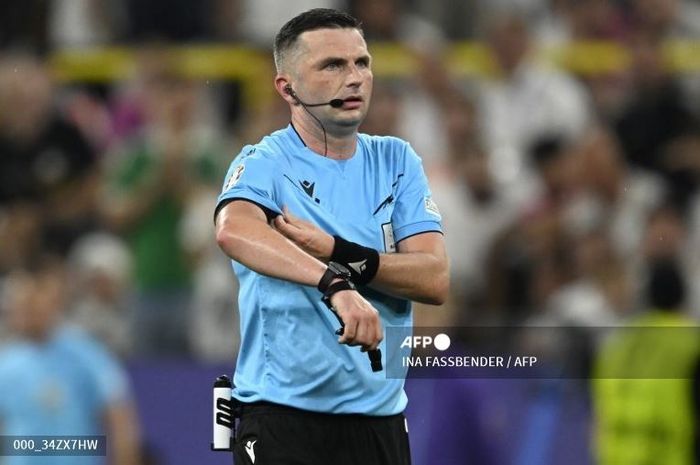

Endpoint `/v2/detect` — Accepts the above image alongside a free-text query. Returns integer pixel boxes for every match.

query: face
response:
[0,58,52,138]
[4,268,65,340]
[487,16,530,75]
[286,28,373,133]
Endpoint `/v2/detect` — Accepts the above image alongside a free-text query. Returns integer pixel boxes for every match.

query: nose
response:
[346,64,366,88]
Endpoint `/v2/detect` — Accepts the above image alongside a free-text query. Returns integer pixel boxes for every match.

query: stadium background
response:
[2,0,700,464]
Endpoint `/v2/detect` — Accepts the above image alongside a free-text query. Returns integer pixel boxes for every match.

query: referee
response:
[214,8,448,465]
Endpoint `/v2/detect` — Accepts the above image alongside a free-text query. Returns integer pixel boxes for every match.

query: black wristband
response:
[331,236,380,285]
[321,279,356,310]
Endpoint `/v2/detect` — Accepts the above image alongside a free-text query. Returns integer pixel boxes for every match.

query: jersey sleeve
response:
[74,334,130,407]
[215,146,281,219]
[391,143,443,243]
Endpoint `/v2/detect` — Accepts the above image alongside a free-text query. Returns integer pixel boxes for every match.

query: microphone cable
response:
[285,85,343,157]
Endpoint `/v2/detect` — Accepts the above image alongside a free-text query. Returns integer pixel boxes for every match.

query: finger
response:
[283,207,302,227]
[355,320,369,351]
[366,312,382,352]
[273,215,292,235]
[376,323,384,345]
[274,217,305,244]
[373,312,384,345]
[361,321,378,352]
[281,206,304,230]
[339,318,358,345]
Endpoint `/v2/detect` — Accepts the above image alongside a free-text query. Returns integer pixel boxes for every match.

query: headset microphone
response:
[284,85,346,156]
[285,85,344,108]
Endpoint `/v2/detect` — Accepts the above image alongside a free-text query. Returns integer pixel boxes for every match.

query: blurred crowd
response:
[0,0,699,360]
[1,0,700,464]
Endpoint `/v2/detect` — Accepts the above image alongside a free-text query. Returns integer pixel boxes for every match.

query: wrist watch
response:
[317,261,352,293]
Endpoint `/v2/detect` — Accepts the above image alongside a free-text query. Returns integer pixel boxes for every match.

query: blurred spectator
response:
[237,0,346,47]
[237,89,291,144]
[627,0,700,38]
[626,0,700,117]
[0,55,99,268]
[179,188,240,361]
[67,232,133,357]
[411,0,484,40]
[593,258,700,465]
[535,0,630,47]
[564,127,666,262]
[477,9,590,199]
[110,46,205,145]
[350,0,444,49]
[428,90,521,316]
[486,135,580,318]
[642,203,688,262]
[614,31,700,210]
[101,52,225,356]
[62,87,116,155]
[545,229,630,325]
[390,72,451,166]
[360,78,402,136]
[0,258,141,465]
[565,0,629,41]
[49,0,126,48]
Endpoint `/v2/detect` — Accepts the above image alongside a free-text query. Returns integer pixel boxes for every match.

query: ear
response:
[275,76,298,105]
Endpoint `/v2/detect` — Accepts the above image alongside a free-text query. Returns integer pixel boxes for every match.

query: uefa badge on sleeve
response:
[424,196,441,219]
[224,164,246,192]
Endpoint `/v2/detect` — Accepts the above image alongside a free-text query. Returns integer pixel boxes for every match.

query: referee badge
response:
[224,164,245,191]
[424,196,441,219]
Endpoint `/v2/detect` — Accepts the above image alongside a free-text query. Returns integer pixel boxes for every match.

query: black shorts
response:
[232,401,412,465]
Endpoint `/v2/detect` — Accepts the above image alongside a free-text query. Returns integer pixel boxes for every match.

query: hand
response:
[329,289,383,352]
[274,206,334,261]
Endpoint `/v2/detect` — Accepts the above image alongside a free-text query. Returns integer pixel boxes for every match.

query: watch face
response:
[328,261,352,278]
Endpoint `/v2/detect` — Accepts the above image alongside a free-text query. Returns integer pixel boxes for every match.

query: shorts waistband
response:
[236,400,403,421]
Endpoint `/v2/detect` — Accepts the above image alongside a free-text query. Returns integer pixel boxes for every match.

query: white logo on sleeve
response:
[348,259,367,274]
[245,439,257,463]
[224,164,245,192]
[424,196,441,218]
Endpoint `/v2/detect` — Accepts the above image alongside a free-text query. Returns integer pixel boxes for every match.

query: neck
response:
[291,113,357,160]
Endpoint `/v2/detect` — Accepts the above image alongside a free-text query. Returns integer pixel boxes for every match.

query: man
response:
[593,258,700,465]
[215,8,448,465]
[0,259,141,465]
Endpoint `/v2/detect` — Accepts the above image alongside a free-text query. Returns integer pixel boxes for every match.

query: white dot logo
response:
[434,333,451,351]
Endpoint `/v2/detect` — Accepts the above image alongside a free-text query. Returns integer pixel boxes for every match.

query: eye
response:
[324,61,342,71]
[356,58,370,69]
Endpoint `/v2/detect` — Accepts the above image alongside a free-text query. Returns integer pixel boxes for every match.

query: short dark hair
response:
[273,8,362,72]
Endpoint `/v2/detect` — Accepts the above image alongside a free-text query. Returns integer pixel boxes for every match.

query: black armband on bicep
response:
[331,236,380,285]
[214,198,278,224]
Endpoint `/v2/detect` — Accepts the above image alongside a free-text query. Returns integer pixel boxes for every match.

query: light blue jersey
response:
[0,325,130,465]
[216,125,442,415]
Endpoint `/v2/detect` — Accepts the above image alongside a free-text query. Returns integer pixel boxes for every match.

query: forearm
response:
[371,251,449,305]
[105,402,141,465]
[270,209,449,303]
[216,203,326,287]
